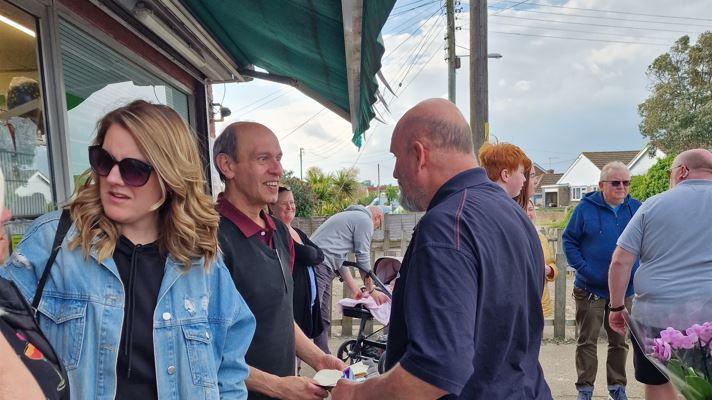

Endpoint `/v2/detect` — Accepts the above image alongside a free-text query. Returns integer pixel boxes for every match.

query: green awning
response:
[182,0,395,146]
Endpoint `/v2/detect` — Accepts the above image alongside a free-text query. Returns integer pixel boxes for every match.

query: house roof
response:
[581,151,640,170]
[540,173,563,186]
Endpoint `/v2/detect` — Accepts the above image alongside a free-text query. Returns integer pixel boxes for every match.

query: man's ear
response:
[216,153,236,180]
[500,168,510,183]
[412,141,427,171]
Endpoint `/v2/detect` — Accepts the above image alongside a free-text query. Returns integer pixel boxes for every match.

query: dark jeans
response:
[573,287,632,389]
[314,262,335,354]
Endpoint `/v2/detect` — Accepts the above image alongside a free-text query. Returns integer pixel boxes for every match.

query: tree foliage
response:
[384,185,399,204]
[629,155,674,201]
[282,171,317,217]
[638,33,712,154]
[303,167,368,216]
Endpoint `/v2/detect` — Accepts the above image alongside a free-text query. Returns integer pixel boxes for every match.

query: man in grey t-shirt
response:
[608,148,712,400]
[310,205,388,353]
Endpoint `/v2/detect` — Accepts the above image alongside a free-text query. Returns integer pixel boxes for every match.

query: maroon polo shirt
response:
[216,194,295,271]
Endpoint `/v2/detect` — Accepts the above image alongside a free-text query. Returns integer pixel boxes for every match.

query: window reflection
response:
[58,19,189,189]
[0,1,53,218]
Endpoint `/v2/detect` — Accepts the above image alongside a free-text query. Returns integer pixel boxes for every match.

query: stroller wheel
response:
[336,339,360,364]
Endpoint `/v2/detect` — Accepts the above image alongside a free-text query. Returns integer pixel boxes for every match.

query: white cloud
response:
[513,80,532,92]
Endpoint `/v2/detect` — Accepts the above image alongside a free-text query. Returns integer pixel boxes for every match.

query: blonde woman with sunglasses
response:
[0,100,255,399]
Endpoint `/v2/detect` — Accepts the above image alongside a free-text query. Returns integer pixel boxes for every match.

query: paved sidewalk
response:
[306,335,650,399]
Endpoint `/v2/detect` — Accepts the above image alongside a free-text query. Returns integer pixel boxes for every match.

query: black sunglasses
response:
[602,180,630,187]
[88,145,154,187]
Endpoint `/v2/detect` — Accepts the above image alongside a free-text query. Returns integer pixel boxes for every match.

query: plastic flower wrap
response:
[627,298,712,400]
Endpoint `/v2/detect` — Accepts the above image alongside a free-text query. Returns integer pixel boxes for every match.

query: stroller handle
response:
[341,261,392,300]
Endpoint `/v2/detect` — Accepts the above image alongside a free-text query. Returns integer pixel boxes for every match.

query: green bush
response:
[629,155,674,201]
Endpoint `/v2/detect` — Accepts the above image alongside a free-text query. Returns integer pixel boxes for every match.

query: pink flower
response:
[659,327,697,350]
[652,338,672,362]
[686,322,712,346]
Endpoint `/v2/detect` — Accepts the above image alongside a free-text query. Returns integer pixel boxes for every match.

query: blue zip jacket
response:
[0,211,256,399]
[562,191,640,299]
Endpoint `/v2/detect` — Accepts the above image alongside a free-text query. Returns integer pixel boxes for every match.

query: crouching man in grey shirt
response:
[310,205,387,353]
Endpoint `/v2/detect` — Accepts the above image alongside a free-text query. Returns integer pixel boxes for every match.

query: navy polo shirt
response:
[385,168,552,399]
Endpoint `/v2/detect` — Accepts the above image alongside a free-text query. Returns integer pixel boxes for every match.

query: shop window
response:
[0,0,53,218]
[58,19,189,189]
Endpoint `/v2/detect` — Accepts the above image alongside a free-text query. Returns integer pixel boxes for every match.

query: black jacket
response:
[292,227,324,338]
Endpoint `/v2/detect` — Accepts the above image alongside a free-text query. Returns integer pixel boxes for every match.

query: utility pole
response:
[446,0,456,103]
[299,147,304,180]
[470,0,488,152]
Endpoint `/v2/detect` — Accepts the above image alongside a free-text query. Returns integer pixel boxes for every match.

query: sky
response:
[213,0,712,185]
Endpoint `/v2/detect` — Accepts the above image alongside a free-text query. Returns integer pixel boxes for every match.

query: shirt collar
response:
[216,193,276,238]
[427,167,490,210]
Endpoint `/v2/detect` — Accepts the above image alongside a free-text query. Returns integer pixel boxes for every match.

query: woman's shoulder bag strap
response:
[31,209,72,313]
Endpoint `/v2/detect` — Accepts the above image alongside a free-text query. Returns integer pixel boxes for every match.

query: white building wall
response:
[558,156,601,187]
[629,149,666,176]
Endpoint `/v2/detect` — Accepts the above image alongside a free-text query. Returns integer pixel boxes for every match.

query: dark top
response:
[292,227,324,338]
[217,198,295,400]
[385,168,552,399]
[217,193,295,268]
[114,235,166,399]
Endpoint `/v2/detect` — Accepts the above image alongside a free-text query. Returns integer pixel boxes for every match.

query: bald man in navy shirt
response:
[332,99,552,400]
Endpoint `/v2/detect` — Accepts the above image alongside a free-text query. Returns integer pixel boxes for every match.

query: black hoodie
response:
[114,235,166,399]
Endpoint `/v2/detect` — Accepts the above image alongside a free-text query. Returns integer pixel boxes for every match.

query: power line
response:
[235,89,282,111]
[393,0,438,11]
[397,41,443,96]
[486,0,712,23]
[485,4,712,28]
[388,14,445,99]
[390,0,441,17]
[239,91,290,116]
[279,108,327,141]
[488,30,670,46]
[488,21,681,41]
[489,14,704,35]
[490,0,531,16]
[385,6,444,57]
[385,3,443,34]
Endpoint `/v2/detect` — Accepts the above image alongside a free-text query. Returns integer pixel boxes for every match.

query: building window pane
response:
[58,19,189,189]
[0,0,53,218]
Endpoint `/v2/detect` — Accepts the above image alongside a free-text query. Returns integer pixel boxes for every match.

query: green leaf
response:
[669,359,687,379]
[686,375,712,400]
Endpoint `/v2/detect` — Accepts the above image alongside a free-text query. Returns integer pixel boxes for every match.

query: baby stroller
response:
[336,256,401,373]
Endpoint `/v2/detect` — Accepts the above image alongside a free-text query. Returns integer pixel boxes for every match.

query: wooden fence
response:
[295,214,576,340]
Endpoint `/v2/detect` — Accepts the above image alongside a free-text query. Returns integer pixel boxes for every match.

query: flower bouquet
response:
[627,303,712,400]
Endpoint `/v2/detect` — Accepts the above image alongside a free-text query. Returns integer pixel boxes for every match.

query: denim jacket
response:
[0,211,255,399]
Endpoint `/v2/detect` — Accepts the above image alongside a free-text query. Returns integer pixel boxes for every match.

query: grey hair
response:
[599,161,630,181]
[409,116,473,154]
[212,123,239,182]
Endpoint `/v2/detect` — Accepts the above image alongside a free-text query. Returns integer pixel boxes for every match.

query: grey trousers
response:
[314,262,335,354]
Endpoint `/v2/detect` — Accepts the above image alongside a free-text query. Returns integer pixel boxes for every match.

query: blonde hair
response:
[69,100,219,269]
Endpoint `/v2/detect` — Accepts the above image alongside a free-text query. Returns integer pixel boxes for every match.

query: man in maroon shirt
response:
[213,121,345,400]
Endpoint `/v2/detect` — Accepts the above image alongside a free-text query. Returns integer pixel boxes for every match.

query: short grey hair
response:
[599,161,630,181]
[212,124,239,182]
[408,116,473,154]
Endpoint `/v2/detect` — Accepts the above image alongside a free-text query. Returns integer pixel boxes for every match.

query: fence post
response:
[553,228,567,340]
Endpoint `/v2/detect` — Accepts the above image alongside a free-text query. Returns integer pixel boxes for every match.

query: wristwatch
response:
[608,304,626,312]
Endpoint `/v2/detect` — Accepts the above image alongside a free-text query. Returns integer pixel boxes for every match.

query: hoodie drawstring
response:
[123,244,141,378]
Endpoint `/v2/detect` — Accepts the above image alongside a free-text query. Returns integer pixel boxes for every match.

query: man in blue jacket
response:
[563,161,641,400]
